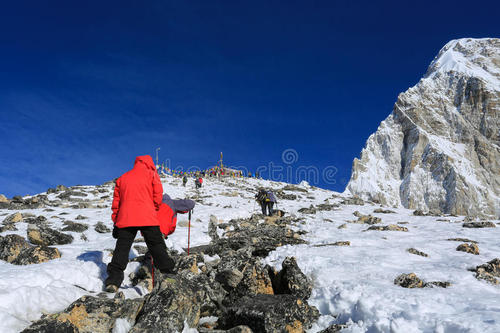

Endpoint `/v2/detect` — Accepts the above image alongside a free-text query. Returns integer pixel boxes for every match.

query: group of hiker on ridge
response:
[105,155,278,292]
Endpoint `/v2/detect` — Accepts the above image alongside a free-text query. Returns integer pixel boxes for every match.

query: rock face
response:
[346,38,500,218]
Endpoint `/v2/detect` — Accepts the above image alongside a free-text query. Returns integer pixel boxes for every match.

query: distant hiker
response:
[105,155,174,293]
[158,194,195,237]
[195,177,203,189]
[182,175,188,187]
[255,188,277,216]
[255,171,260,179]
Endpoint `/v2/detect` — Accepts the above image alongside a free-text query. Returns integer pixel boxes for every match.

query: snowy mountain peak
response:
[347,38,500,218]
[425,38,500,87]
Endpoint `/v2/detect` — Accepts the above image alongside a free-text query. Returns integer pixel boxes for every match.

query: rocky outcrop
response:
[347,38,500,218]
[0,234,61,265]
[366,224,408,232]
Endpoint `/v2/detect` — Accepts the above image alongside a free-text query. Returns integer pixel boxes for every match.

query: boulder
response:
[463,222,496,228]
[298,206,316,214]
[94,222,111,233]
[352,214,381,225]
[456,243,480,255]
[473,258,500,284]
[62,221,89,232]
[394,273,424,288]
[366,224,408,232]
[0,234,60,265]
[0,194,9,203]
[313,241,350,247]
[220,294,319,332]
[447,237,478,243]
[3,212,23,224]
[373,208,396,214]
[268,257,312,300]
[407,248,429,257]
[27,224,74,246]
[0,234,31,263]
[12,245,61,265]
[130,274,206,332]
[21,293,143,333]
[341,196,364,205]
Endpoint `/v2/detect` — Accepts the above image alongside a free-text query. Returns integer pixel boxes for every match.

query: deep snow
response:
[1,174,499,332]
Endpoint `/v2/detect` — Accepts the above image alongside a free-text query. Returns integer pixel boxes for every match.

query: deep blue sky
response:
[1,0,499,197]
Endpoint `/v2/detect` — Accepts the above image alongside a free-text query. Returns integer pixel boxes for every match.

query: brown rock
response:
[456,243,480,255]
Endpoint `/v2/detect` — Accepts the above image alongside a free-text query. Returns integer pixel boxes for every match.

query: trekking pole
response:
[151,257,155,289]
[187,210,192,255]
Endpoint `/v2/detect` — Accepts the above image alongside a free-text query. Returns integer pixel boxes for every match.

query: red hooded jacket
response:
[111,155,163,228]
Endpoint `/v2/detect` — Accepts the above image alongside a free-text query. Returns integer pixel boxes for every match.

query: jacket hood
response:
[134,155,157,171]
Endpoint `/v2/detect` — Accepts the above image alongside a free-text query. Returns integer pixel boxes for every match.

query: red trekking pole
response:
[151,257,155,289]
[187,210,192,255]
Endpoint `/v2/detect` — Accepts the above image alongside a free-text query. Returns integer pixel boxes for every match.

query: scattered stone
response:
[3,212,23,224]
[366,224,408,232]
[436,219,450,222]
[298,205,316,214]
[394,273,450,289]
[318,324,349,333]
[394,273,424,288]
[75,215,87,220]
[373,208,396,214]
[463,222,496,228]
[426,281,451,288]
[275,189,298,200]
[313,241,350,247]
[407,248,429,257]
[220,294,319,332]
[27,224,74,246]
[353,211,363,217]
[94,222,111,233]
[62,221,89,232]
[316,203,339,211]
[473,258,500,285]
[21,293,143,333]
[282,185,308,193]
[447,238,478,243]
[398,221,409,225]
[337,223,347,229]
[357,215,382,225]
[413,210,426,216]
[457,243,480,255]
[133,245,148,255]
[341,196,364,205]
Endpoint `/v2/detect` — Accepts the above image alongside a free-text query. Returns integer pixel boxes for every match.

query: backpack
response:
[158,203,177,236]
[256,190,269,202]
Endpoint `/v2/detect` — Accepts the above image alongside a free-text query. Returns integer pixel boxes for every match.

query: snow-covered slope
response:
[346,38,500,218]
[1,174,500,332]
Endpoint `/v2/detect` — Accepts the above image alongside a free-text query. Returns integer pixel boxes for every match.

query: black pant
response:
[105,226,174,287]
[261,201,274,216]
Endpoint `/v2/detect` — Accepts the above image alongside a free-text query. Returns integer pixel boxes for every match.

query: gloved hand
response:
[112,226,119,239]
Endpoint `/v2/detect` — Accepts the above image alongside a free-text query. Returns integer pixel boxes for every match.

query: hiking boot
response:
[104,284,118,293]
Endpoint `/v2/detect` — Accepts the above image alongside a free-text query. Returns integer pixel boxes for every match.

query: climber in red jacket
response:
[105,155,174,293]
